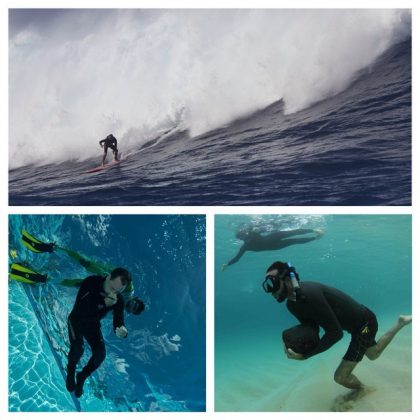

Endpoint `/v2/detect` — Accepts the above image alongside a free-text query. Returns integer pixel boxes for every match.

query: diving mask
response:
[262,274,281,293]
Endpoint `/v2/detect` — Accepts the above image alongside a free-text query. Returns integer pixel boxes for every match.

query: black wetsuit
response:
[67,275,125,378]
[287,281,378,362]
[99,135,118,153]
[227,229,318,266]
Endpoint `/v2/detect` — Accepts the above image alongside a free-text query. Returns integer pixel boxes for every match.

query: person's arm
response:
[279,237,319,248]
[301,298,343,359]
[226,245,247,267]
[99,139,105,147]
[286,303,316,327]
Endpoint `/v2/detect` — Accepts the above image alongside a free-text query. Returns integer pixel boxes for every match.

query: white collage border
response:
[1,1,418,419]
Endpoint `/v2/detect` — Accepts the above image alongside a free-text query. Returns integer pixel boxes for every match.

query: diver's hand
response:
[221,264,228,272]
[286,348,304,360]
[116,326,128,338]
[104,293,117,307]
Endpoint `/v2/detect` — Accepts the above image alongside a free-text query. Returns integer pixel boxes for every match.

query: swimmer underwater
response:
[263,261,412,390]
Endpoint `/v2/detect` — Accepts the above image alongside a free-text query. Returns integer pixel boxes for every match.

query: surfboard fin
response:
[9,262,48,284]
[21,229,55,253]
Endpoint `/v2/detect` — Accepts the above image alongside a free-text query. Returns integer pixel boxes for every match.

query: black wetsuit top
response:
[68,275,125,331]
[227,229,317,266]
[286,281,369,359]
[99,135,118,150]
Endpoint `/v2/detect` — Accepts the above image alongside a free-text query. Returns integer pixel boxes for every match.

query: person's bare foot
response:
[398,315,412,327]
[313,228,324,238]
[331,386,375,412]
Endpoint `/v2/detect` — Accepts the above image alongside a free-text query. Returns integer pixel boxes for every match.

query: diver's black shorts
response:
[343,308,378,362]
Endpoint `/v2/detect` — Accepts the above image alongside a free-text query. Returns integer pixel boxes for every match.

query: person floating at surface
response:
[66,267,131,398]
[262,261,412,391]
[222,228,323,271]
[99,133,119,166]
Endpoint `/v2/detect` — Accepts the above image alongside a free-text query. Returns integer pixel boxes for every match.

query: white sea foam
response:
[9,9,411,168]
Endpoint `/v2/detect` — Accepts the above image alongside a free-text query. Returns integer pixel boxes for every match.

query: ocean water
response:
[8,214,206,412]
[215,215,412,412]
[9,9,411,206]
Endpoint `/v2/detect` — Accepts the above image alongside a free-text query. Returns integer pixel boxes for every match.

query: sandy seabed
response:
[215,322,412,412]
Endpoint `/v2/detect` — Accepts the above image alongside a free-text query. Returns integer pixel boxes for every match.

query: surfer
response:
[66,267,131,398]
[262,261,412,391]
[222,228,323,271]
[99,133,119,166]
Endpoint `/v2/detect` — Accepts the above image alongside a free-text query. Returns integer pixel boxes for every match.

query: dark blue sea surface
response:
[8,215,206,412]
[9,39,411,206]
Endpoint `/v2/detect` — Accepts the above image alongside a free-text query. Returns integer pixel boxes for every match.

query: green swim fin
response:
[21,229,55,253]
[9,262,48,284]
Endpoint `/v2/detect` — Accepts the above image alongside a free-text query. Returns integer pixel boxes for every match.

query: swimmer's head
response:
[264,261,302,302]
[109,267,132,293]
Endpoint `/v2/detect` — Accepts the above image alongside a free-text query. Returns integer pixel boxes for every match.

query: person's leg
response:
[365,315,412,360]
[278,237,320,248]
[273,229,322,240]
[334,359,364,389]
[75,326,106,397]
[58,246,112,276]
[60,278,84,287]
[66,319,84,392]
[102,146,108,166]
[335,330,372,390]
[113,147,119,161]
[332,359,376,412]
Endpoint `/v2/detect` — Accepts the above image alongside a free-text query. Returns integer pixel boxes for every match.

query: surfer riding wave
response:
[99,134,119,166]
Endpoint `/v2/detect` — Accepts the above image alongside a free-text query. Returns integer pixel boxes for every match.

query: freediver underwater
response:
[263,261,412,410]
[11,229,145,314]
[10,229,146,399]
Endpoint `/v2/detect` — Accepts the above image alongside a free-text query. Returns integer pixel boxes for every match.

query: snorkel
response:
[288,262,298,300]
[288,263,299,289]
[287,262,305,301]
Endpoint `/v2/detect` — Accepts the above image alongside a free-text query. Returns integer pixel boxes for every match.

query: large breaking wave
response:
[9,9,411,168]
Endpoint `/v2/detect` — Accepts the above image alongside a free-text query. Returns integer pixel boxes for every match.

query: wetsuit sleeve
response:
[99,139,105,146]
[227,245,247,266]
[113,296,126,334]
[288,288,343,359]
[303,296,343,358]
[287,308,311,326]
